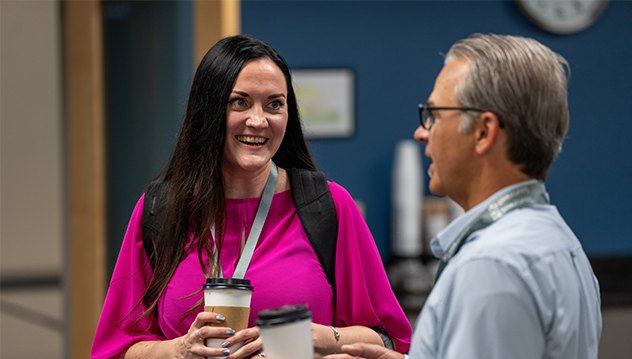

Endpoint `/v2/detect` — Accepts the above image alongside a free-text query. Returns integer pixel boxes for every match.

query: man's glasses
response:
[418,104,497,130]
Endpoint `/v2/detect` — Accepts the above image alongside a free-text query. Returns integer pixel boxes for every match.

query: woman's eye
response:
[229,98,246,107]
[269,101,283,110]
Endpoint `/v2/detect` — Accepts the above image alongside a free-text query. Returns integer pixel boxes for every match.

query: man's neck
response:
[458,167,534,212]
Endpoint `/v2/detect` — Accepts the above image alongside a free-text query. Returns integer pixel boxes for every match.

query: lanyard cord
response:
[211,161,279,279]
[434,181,550,283]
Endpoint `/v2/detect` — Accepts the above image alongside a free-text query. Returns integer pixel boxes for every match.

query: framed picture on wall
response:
[291,68,355,139]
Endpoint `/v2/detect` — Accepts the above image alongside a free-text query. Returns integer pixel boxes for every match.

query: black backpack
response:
[141,167,339,301]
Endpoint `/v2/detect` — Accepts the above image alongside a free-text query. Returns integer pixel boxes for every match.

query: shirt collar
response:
[430,179,542,258]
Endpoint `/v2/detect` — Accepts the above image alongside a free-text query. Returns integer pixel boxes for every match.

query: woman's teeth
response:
[237,136,266,145]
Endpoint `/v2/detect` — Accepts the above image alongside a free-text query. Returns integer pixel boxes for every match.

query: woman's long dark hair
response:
[140,35,316,321]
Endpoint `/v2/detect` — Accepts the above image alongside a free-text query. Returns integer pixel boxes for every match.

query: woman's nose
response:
[245,106,267,128]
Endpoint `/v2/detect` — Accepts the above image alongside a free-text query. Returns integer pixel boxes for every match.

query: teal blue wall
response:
[241,0,632,259]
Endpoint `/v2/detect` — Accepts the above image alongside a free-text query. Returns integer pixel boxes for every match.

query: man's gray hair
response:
[445,33,569,180]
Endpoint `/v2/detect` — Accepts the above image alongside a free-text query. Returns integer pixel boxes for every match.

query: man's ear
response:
[474,112,502,155]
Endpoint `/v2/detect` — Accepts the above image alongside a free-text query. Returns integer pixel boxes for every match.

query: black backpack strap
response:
[287,167,339,305]
[141,179,169,270]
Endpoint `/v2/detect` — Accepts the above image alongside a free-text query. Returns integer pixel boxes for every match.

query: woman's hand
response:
[121,311,234,359]
[179,311,236,358]
[187,312,263,359]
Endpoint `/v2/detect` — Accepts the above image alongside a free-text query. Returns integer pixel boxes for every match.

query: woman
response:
[92,35,411,359]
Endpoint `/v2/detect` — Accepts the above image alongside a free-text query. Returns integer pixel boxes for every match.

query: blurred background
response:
[2,0,631,358]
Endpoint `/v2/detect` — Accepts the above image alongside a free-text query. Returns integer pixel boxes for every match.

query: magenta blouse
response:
[91,181,411,358]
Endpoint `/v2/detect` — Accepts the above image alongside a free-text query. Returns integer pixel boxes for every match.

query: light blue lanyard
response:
[434,181,550,283]
[211,161,279,279]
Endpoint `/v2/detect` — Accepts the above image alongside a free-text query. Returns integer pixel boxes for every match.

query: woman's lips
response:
[236,135,268,146]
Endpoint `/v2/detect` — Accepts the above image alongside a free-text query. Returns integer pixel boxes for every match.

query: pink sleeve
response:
[329,182,412,353]
[91,194,165,359]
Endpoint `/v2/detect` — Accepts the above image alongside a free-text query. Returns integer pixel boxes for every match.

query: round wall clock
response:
[516,0,609,35]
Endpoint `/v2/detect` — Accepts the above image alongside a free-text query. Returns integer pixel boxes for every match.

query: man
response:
[327,34,602,359]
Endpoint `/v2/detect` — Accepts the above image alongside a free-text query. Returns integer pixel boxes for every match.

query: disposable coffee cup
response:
[256,305,314,359]
[203,278,254,358]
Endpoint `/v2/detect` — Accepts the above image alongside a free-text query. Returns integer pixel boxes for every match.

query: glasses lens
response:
[423,108,433,129]
[419,106,428,129]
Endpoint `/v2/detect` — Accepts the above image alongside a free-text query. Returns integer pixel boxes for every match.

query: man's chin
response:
[428,179,446,197]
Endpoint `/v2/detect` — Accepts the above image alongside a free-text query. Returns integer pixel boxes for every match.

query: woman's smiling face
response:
[223,58,288,176]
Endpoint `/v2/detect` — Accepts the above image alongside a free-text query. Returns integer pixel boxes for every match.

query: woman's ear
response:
[474,112,502,155]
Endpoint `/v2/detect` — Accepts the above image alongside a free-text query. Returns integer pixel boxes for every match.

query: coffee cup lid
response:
[255,305,312,327]
[203,277,253,291]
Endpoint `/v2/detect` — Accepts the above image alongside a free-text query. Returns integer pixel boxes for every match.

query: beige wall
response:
[1,1,65,358]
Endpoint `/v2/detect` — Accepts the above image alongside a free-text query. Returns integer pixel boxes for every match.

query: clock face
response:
[517,0,609,34]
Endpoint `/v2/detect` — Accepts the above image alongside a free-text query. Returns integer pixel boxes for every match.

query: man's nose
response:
[414,125,429,143]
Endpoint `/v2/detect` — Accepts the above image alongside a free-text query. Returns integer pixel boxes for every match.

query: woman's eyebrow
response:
[230,91,285,99]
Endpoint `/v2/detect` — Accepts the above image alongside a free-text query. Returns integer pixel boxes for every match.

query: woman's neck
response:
[223,164,289,199]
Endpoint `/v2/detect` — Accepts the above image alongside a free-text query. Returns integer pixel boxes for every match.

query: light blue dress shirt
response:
[407,180,602,359]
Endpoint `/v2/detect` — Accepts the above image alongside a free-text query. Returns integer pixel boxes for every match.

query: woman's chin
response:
[226,157,272,174]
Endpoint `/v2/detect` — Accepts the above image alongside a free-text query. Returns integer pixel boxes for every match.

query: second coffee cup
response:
[203,278,254,358]
[256,304,314,359]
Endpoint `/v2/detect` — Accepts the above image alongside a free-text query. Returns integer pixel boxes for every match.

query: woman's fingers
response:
[189,311,234,343]
[192,311,227,327]
[198,345,232,358]
[197,326,236,338]
[184,314,267,359]
[180,311,238,358]
[220,327,262,359]
[183,328,238,358]
[228,327,260,344]
[227,336,262,359]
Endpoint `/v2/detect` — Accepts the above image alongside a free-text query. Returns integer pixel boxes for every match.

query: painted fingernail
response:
[222,349,230,356]
[221,341,230,348]
[226,329,235,335]
[216,315,226,322]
